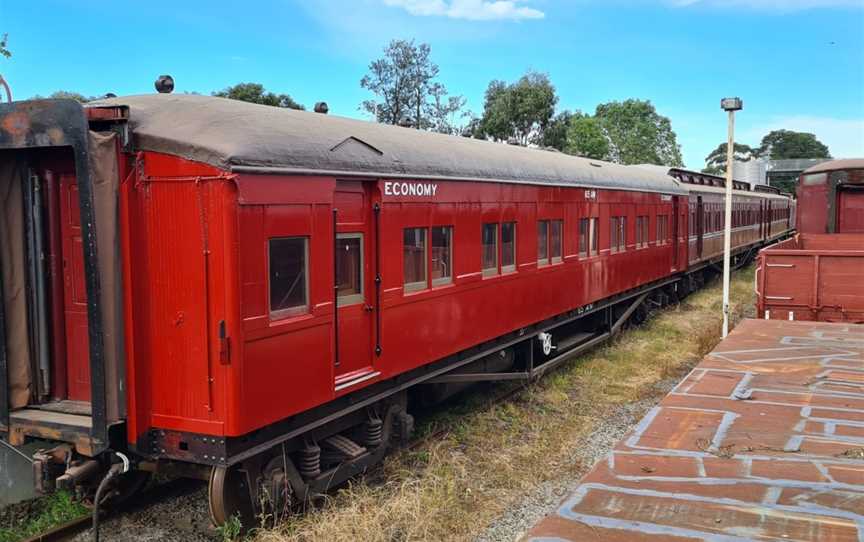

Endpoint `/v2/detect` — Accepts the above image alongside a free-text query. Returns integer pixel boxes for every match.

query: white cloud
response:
[383,0,545,20]
[742,115,864,158]
[667,0,862,10]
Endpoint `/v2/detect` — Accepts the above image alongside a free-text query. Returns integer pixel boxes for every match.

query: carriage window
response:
[636,216,649,248]
[657,215,668,245]
[501,222,516,273]
[537,220,549,264]
[578,218,589,257]
[802,173,827,186]
[482,223,499,277]
[404,228,427,292]
[431,226,453,286]
[550,220,563,263]
[590,218,599,256]
[611,216,626,253]
[269,237,309,317]
[336,233,363,306]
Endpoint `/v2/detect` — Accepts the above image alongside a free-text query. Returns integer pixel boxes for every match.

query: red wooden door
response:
[59,173,91,402]
[837,189,864,233]
[333,181,376,391]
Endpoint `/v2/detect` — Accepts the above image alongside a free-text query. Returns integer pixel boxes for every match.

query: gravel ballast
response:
[474,374,691,542]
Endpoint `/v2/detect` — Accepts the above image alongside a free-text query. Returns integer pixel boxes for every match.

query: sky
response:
[1,0,862,169]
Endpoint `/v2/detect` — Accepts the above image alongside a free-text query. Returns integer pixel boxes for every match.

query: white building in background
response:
[732,159,768,187]
[732,158,833,189]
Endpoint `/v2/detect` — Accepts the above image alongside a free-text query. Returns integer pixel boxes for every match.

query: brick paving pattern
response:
[524,319,864,541]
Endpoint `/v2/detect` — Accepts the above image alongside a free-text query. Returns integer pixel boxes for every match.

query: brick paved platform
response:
[524,319,864,542]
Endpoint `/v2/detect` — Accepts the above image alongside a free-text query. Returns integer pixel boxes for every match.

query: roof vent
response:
[314,102,329,114]
[154,75,175,94]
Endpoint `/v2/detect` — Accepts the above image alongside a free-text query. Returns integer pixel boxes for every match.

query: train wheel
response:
[208,464,256,530]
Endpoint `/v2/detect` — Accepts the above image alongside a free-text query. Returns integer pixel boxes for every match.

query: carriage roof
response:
[94,94,687,196]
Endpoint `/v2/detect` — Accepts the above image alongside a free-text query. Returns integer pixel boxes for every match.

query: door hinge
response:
[218,320,231,365]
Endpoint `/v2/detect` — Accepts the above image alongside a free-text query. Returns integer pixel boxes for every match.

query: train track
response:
[22,385,533,542]
[21,477,206,542]
[22,343,592,542]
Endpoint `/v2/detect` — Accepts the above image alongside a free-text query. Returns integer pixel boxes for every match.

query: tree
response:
[563,99,682,165]
[475,71,557,147]
[213,82,304,110]
[591,99,683,166]
[30,91,97,102]
[427,82,470,135]
[360,39,466,132]
[758,129,831,160]
[0,33,10,59]
[564,114,609,160]
[540,110,574,151]
[702,143,758,175]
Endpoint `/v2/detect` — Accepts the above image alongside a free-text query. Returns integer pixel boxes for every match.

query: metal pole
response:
[722,110,735,337]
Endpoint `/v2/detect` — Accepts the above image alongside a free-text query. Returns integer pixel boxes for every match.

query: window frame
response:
[589,217,599,256]
[431,225,454,287]
[578,218,589,258]
[610,216,626,253]
[268,236,311,320]
[501,221,517,274]
[537,219,549,265]
[482,222,500,277]
[550,219,563,264]
[635,215,649,249]
[336,232,365,307]
[403,227,429,293]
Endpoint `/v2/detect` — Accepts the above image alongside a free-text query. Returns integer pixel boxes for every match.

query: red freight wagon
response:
[0,93,793,527]
[756,159,864,322]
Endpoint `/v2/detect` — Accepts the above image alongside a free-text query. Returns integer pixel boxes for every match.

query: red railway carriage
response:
[636,166,794,266]
[756,159,864,322]
[796,158,864,234]
[0,94,792,526]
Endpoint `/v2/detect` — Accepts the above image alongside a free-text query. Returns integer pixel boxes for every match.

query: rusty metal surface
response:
[524,319,864,542]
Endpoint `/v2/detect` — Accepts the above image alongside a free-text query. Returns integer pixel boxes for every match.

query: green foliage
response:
[758,129,831,160]
[701,130,831,174]
[213,82,304,110]
[768,173,799,195]
[564,114,609,160]
[540,110,574,151]
[360,39,467,133]
[562,99,683,166]
[0,34,10,59]
[474,71,557,146]
[215,513,243,542]
[0,492,88,542]
[29,91,104,102]
[702,142,758,174]
[594,99,683,166]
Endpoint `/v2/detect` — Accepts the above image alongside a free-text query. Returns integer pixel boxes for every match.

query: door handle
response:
[364,304,374,312]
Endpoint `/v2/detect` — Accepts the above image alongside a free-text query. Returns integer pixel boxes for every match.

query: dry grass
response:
[255,267,757,542]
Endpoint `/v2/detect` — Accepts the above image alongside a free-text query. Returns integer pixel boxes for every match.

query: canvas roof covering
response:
[803,158,864,174]
[92,94,687,195]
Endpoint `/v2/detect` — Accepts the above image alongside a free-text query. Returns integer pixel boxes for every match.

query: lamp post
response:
[720,97,743,338]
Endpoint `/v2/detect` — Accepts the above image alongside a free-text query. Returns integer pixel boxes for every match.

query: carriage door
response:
[766,200,772,238]
[837,189,864,233]
[696,196,704,259]
[671,196,679,271]
[59,173,91,402]
[333,181,377,390]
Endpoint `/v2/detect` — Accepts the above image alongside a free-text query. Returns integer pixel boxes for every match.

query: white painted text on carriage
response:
[384,182,438,197]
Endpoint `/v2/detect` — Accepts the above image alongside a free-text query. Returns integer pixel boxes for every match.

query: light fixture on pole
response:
[720,97,743,338]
